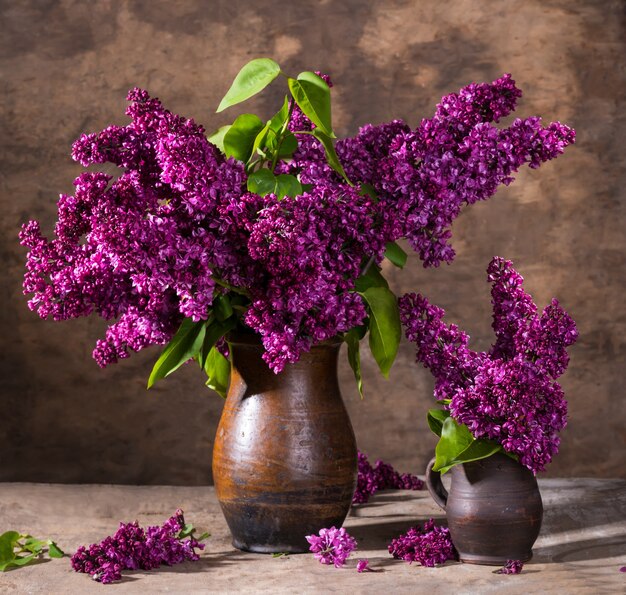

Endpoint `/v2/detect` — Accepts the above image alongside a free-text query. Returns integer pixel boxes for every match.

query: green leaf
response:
[47,542,64,558]
[359,183,379,202]
[359,286,401,378]
[266,95,290,138]
[207,125,231,154]
[217,58,281,112]
[434,417,474,473]
[204,347,230,398]
[178,523,195,539]
[223,114,265,162]
[198,317,236,369]
[384,241,408,268]
[250,123,270,159]
[311,129,351,184]
[433,417,503,474]
[427,408,450,437]
[288,72,334,137]
[0,532,19,564]
[272,552,289,558]
[275,132,298,158]
[147,319,207,388]
[214,295,234,322]
[355,265,389,293]
[247,169,277,196]
[0,553,38,571]
[197,532,211,541]
[345,328,364,398]
[275,174,302,199]
[20,537,45,554]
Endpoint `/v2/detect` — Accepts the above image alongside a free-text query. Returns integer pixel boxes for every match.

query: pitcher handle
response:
[425,457,448,510]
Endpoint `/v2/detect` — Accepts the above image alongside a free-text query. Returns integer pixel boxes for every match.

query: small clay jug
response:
[426,453,543,565]
[212,333,357,553]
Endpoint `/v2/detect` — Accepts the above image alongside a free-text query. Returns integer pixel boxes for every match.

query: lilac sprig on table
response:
[20,58,574,396]
[70,510,207,584]
[353,450,424,504]
[306,526,357,568]
[399,256,578,474]
[388,519,457,567]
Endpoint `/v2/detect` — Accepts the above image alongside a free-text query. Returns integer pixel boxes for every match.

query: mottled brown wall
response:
[1,0,624,484]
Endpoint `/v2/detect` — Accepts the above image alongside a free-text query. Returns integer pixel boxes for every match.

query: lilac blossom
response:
[245,184,386,372]
[356,559,371,572]
[70,510,204,584]
[306,526,357,568]
[495,559,524,574]
[353,451,424,505]
[289,74,574,267]
[399,257,578,474]
[388,519,457,567]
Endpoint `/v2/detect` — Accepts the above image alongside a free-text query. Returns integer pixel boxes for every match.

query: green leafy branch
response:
[0,531,64,572]
[210,58,351,195]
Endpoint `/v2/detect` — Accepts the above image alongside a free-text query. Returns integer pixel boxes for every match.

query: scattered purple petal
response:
[495,559,524,574]
[356,559,370,573]
[306,526,357,568]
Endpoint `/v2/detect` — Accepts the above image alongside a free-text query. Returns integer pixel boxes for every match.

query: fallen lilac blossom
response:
[70,510,205,584]
[353,450,424,504]
[305,526,357,568]
[388,519,457,567]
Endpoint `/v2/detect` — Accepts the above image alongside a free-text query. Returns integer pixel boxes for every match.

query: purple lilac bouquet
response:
[399,257,578,474]
[20,58,574,394]
[70,509,207,584]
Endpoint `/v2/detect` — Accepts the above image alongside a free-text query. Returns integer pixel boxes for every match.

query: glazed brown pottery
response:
[426,453,543,565]
[212,333,357,553]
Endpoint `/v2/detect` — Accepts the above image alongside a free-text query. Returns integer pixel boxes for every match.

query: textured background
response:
[1,0,624,484]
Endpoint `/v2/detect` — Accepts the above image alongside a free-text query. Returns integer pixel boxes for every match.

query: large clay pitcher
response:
[213,333,357,553]
[426,453,543,564]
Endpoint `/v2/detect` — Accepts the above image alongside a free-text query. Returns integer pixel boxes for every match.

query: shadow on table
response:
[122,549,249,581]
[533,533,626,563]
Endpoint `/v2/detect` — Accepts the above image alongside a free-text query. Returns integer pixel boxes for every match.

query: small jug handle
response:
[425,457,448,510]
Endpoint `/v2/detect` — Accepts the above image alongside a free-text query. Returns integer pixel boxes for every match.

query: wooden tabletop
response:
[0,479,624,593]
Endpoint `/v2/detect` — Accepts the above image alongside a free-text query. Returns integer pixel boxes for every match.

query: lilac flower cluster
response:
[245,184,385,372]
[399,257,578,473]
[495,559,524,574]
[388,519,457,567]
[286,74,574,267]
[21,74,574,374]
[20,88,247,367]
[353,450,424,504]
[305,526,357,568]
[70,510,204,584]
